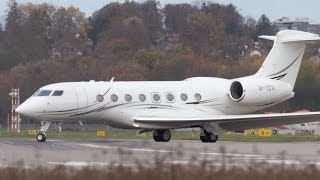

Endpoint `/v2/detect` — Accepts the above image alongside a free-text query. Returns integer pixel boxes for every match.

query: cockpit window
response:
[52,90,64,96]
[37,90,52,96]
[32,90,40,96]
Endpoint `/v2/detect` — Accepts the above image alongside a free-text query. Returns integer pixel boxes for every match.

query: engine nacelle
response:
[229,78,293,105]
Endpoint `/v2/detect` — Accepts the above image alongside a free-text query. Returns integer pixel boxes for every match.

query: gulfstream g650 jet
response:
[16,30,320,142]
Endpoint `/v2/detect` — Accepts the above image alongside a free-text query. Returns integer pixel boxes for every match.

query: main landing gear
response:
[36,121,51,142]
[200,129,218,143]
[153,130,171,142]
[152,129,218,143]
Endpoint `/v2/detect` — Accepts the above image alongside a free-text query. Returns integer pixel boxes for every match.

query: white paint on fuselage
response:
[19,77,281,129]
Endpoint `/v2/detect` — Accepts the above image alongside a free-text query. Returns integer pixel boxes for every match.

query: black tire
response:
[153,130,171,142]
[200,135,209,142]
[200,130,218,143]
[153,131,161,142]
[209,134,218,143]
[161,130,171,142]
[273,129,278,135]
[36,133,46,142]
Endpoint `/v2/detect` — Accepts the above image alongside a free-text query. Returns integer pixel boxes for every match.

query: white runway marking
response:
[0,164,32,168]
[49,161,109,167]
[265,159,304,165]
[48,161,136,167]
[80,143,174,153]
[46,140,61,142]
[200,152,261,157]
[0,164,8,168]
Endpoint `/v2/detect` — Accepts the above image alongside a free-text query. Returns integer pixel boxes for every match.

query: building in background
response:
[274,17,320,32]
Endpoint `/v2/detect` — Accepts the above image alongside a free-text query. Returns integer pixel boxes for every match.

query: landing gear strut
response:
[36,121,51,142]
[200,129,218,143]
[153,130,171,142]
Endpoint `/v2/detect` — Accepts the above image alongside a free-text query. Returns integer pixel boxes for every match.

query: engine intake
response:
[228,78,293,106]
[230,81,245,101]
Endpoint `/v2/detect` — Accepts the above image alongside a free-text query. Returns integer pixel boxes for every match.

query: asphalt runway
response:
[0,138,320,168]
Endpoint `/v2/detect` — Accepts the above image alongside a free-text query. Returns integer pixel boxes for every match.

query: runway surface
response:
[0,138,320,168]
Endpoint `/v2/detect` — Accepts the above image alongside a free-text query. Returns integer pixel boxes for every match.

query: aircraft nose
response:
[16,102,31,117]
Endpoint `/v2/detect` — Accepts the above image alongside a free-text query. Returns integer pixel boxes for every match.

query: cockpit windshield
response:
[37,90,52,96]
[32,90,40,96]
[52,90,64,96]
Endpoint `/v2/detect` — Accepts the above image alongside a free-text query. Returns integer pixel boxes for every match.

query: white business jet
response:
[16,30,320,143]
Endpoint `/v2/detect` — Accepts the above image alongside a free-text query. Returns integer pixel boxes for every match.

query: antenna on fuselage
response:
[110,77,115,82]
[96,77,115,102]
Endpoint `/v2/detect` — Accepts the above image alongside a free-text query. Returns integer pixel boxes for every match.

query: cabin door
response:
[74,86,88,114]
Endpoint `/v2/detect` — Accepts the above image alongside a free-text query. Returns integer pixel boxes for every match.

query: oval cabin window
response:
[152,93,161,102]
[194,93,202,101]
[111,94,118,102]
[125,94,132,102]
[166,93,174,102]
[180,94,188,101]
[139,94,146,102]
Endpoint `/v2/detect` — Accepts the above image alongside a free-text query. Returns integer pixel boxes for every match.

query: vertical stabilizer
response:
[255,30,320,87]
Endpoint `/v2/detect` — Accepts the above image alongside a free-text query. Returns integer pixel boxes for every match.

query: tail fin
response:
[254,30,320,87]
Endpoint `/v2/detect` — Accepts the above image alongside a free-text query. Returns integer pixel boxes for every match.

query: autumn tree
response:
[51,6,90,42]
[0,74,10,119]
[183,13,225,57]
[133,49,163,70]
[293,60,320,110]
[92,1,163,61]
[140,0,163,42]
[89,2,140,45]
[244,17,257,40]
[89,1,162,46]
[164,3,198,33]
[20,3,55,43]
[103,61,146,81]
[202,3,244,35]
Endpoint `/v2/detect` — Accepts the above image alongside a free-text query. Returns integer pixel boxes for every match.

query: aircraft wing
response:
[133,112,320,131]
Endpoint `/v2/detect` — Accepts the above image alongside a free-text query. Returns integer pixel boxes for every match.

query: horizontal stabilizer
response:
[280,36,320,43]
[259,30,320,43]
[259,35,276,41]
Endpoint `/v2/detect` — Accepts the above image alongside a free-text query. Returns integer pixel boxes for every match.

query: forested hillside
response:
[0,0,320,120]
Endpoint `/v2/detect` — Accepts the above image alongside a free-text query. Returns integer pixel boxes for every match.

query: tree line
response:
[0,0,320,120]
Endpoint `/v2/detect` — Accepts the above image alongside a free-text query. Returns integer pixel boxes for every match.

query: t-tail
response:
[254,30,320,87]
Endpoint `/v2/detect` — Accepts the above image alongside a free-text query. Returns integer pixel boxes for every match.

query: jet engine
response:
[229,78,293,106]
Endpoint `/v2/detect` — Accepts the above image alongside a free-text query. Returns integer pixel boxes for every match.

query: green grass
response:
[0,130,319,142]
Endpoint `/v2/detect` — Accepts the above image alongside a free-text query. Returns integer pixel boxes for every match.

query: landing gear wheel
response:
[200,130,218,143]
[36,133,46,142]
[200,135,209,142]
[36,121,51,142]
[162,130,171,142]
[153,130,171,142]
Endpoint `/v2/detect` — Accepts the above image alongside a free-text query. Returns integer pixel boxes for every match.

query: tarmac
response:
[0,138,320,168]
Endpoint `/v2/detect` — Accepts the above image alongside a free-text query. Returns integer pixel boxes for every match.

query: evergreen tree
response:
[5,0,22,33]
[255,14,277,39]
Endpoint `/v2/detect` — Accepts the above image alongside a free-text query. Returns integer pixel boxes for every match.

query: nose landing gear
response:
[36,133,46,142]
[36,121,51,142]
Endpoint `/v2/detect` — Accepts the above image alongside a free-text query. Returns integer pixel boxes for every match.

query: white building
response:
[274,17,320,32]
